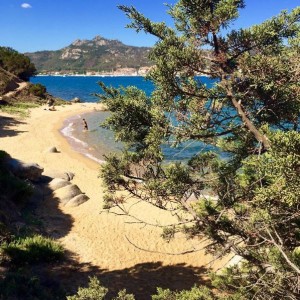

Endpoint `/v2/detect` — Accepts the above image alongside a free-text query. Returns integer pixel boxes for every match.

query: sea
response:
[30,75,219,164]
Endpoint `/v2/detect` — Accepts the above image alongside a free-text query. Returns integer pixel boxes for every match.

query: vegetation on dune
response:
[98,0,300,299]
[28,83,47,98]
[0,101,40,117]
[68,276,214,300]
[1,235,64,264]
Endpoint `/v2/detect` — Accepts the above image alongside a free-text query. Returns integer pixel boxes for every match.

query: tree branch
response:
[227,91,271,149]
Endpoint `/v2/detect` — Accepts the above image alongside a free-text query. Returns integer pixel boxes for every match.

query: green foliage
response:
[28,83,47,98]
[152,286,214,300]
[0,101,39,117]
[161,226,176,242]
[67,276,108,300]
[0,46,36,80]
[113,289,135,300]
[1,234,64,264]
[98,1,300,299]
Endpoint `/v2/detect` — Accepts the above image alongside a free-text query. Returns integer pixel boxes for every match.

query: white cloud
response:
[21,3,32,9]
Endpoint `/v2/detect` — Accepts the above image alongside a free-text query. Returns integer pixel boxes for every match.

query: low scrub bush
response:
[67,276,135,300]
[29,83,46,98]
[1,234,64,264]
[0,101,39,117]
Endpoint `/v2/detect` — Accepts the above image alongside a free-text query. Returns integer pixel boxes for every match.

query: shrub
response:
[67,277,135,300]
[0,46,36,80]
[29,83,47,98]
[152,286,214,300]
[1,234,64,264]
[67,277,108,300]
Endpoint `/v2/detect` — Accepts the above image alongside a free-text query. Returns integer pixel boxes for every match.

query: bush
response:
[0,101,39,117]
[67,277,135,300]
[67,277,108,300]
[1,234,64,264]
[29,83,47,98]
[0,47,36,80]
[152,286,215,300]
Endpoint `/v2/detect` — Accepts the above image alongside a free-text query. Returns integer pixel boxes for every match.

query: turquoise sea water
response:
[31,76,218,163]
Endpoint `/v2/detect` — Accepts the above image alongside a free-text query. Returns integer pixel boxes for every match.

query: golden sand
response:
[0,103,228,294]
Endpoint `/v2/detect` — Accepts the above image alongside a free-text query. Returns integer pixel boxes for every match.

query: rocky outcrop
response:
[53,184,82,204]
[5,158,44,182]
[43,169,89,207]
[48,178,71,191]
[61,48,87,60]
[2,152,88,207]
[25,35,153,74]
[71,97,81,103]
[43,170,75,181]
[65,194,89,207]
[51,182,89,207]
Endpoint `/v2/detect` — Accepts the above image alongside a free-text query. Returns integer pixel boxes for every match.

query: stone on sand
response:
[65,194,89,207]
[53,184,82,204]
[48,178,71,191]
[43,169,75,181]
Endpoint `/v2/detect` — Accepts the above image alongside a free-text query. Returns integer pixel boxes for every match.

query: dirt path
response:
[2,81,28,98]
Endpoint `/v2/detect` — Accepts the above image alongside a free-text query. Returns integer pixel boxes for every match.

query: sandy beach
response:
[0,103,228,296]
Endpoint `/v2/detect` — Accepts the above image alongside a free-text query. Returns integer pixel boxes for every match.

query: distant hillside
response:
[25,36,153,74]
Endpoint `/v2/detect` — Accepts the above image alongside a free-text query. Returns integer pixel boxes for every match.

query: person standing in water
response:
[82,118,88,131]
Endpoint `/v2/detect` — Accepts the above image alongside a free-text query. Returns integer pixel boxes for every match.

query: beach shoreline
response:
[0,103,228,284]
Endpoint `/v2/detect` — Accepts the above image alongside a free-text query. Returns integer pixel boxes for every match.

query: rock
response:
[65,194,89,207]
[46,146,59,153]
[43,170,75,181]
[71,97,81,103]
[53,184,82,204]
[6,158,44,182]
[48,178,71,191]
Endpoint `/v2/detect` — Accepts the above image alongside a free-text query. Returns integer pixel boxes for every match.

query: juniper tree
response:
[98,1,300,298]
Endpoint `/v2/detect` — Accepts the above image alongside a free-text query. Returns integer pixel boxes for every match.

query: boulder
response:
[46,146,59,153]
[43,170,75,181]
[6,158,44,182]
[65,194,89,207]
[53,184,82,204]
[48,178,71,191]
[71,97,81,103]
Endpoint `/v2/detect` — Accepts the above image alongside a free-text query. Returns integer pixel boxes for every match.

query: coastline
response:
[0,103,228,279]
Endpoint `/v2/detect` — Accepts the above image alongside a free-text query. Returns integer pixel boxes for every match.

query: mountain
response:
[25,36,153,75]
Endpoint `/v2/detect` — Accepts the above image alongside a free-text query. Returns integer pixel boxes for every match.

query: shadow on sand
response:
[28,255,211,299]
[0,115,27,137]
[1,174,211,299]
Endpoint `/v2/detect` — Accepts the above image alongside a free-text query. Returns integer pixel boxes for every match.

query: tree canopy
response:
[0,47,36,81]
[98,1,300,298]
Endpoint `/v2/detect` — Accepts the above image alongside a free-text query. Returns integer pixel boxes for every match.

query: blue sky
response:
[1,0,299,53]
